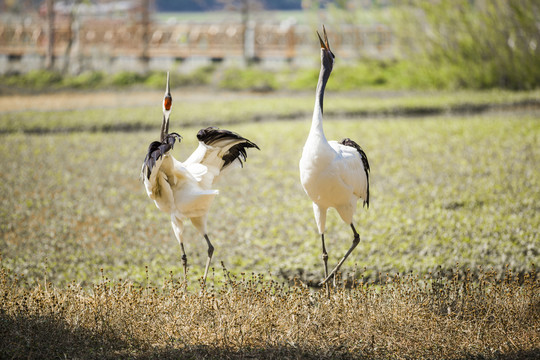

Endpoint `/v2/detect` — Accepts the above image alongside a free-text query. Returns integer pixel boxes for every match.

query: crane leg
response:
[171,216,188,281]
[202,234,214,285]
[320,233,330,298]
[180,242,188,280]
[319,224,360,286]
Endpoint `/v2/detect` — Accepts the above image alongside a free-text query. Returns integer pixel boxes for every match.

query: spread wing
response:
[182,127,259,189]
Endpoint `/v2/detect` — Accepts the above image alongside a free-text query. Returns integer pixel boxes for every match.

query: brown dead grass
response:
[1,263,538,359]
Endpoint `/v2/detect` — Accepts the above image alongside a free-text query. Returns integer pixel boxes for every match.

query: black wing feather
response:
[340,138,370,208]
[197,127,259,169]
[141,133,181,180]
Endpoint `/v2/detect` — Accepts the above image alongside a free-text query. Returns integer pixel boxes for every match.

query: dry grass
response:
[1,261,538,359]
[1,91,538,358]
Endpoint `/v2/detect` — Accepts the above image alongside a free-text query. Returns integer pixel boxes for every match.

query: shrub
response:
[62,71,106,89]
[219,66,278,91]
[145,66,215,89]
[109,71,145,87]
[187,64,215,86]
[286,67,319,90]
[21,70,63,89]
[391,0,540,90]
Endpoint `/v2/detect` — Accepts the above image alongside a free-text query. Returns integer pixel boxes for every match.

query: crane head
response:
[317,25,335,70]
[163,71,173,115]
[160,72,173,142]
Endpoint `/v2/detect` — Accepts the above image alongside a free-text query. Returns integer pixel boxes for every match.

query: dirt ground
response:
[0,90,175,112]
[0,88,297,113]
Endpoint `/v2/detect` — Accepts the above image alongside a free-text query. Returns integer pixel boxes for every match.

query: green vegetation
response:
[1,89,538,133]
[390,0,540,90]
[2,20,538,95]
[0,112,538,287]
[2,3,540,92]
[0,61,461,92]
[3,65,397,93]
[0,88,538,357]
[2,3,539,357]
[61,71,106,89]
[219,66,278,91]
[0,67,216,93]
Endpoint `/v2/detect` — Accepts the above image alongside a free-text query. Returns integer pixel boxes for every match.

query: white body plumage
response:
[299,27,370,288]
[300,110,369,234]
[141,73,258,283]
[143,138,246,225]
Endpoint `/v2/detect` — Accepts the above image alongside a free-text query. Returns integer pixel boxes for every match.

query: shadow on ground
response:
[1,313,539,359]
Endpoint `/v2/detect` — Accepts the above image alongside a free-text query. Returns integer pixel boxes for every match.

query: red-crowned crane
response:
[141,72,259,284]
[299,27,370,292]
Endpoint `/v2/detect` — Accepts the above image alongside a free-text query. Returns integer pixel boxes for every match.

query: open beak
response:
[317,25,331,52]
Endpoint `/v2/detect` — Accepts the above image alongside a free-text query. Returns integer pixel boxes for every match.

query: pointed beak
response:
[317,31,327,51]
[317,25,331,52]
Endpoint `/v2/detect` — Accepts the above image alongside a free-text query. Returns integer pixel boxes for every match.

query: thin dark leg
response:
[319,224,360,286]
[180,242,188,280]
[202,234,214,285]
[321,234,330,297]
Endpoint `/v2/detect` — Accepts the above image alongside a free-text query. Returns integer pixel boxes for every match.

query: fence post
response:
[140,0,150,73]
[45,0,55,70]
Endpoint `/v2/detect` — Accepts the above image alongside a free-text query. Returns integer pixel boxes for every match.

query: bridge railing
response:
[0,18,393,63]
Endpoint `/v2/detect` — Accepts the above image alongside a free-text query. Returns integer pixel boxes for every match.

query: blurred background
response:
[1,0,538,92]
[0,1,538,288]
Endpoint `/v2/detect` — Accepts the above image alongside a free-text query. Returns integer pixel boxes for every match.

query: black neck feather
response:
[317,64,332,114]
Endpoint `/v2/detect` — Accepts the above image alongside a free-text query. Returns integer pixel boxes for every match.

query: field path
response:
[0,89,296,113]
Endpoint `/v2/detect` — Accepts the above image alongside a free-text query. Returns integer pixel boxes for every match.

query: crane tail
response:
[339,138,370,208]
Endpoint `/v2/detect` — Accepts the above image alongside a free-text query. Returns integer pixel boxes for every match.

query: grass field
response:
[1,105,538,285]
[0,90,539,358]
[1,89,538,133]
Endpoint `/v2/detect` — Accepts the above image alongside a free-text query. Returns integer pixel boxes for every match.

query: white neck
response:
[309,101,326,141]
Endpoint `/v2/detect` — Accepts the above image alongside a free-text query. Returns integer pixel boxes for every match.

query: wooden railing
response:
[0,19,393,61]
